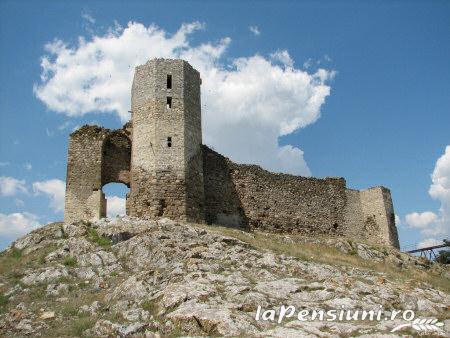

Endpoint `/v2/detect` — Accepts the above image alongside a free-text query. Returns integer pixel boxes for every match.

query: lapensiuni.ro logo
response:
[254,305,445,333]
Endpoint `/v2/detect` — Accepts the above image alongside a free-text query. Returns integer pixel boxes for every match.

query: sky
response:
[0,0,449,251]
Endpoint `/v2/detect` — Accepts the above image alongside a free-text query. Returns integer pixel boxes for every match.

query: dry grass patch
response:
[194,223,450,293]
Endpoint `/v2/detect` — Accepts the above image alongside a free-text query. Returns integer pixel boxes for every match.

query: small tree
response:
[436,250,450,264]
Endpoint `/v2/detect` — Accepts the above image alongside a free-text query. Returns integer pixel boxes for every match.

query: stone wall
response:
[202,146,399,248]
[202,146,249,229]
[64,125,131,224]
[360,187,399,248]
[203,146,346,235]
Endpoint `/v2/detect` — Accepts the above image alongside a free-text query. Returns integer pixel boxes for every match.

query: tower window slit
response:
[166,97,172,109]
[167,74,172,89]
[167,137,172,147]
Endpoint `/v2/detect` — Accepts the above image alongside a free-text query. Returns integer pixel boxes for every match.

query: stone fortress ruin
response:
[64,58,400,249]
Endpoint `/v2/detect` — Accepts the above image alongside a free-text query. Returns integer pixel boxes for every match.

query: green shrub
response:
[70,318,95,336]
[63,256,78,267]
[87,228,112,248]
[10,247,22,259]
[348,248,358,256]
[0,293,8,313]
[436,250,450,264]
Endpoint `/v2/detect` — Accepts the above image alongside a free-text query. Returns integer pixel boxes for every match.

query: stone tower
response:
[127,59,205,222]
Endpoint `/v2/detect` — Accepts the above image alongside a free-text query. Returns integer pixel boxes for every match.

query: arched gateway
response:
[64,125,131,222]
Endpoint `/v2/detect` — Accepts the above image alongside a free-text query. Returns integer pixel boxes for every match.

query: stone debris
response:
[39,311,55,320]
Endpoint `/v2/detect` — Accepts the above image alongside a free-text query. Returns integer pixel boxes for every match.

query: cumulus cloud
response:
[106,196,126,218]
[24,163,32,171]
[405,211,437,229]
[405,145,450,237]
[394,214,401,226]
[417,238,444,249]
[249,25,260,36]
[33,179,65,213]
[33,22,335,175]
[0,176,28,196]
[0,212,40,238]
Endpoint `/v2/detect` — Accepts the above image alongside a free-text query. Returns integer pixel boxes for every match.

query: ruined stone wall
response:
[203,146,400,248]
[203,146,347,235]
[128,59,204,222]
[64,125,131,223]
[342,189,364,238]
[360,187,399,248]
[64,126,108,223]
[343,187,399,248]
[202,146,248,229]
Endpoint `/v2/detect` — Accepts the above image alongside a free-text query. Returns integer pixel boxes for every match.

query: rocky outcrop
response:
[0,218,448,337]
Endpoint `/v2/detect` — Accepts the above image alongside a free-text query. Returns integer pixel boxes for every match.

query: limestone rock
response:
[1,217,449,337]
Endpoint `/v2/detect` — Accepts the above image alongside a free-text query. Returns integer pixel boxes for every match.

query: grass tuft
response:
[87,228,112,248]
[10,247,22,259]
[70,318,95,336]
[63,256,78,267]
[0,293,8,314]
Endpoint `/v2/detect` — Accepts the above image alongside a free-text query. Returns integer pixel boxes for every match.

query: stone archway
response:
[100,130,131,218]
[101,130,131,188]
[101,182,130,218]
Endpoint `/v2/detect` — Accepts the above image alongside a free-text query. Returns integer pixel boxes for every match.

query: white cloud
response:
[45,128,54,137]
[405,145,450,237]
[57,121,71,131]
[0,176,28,196]
[72,125,81,132]
[82,13,95,25]
[33,179,65,213]
[405,211,437,229]
[0,212,40,237]
[14,198,25,207]
[303,58,312,69]
[24,163,32,171]
[270,50,294,68]
[249,25,260,36]
[33,22,335,175]
[395,214,401,226]
[417,238,444,249]
[106,196,126,218]
[429,145,450,205]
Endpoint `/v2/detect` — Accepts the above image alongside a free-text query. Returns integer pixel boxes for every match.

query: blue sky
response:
[0,0,449,250]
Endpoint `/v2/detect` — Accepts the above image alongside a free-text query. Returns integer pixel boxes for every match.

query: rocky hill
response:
[0,217,448,337]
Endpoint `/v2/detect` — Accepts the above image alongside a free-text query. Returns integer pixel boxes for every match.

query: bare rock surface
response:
[0,217,448,337]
